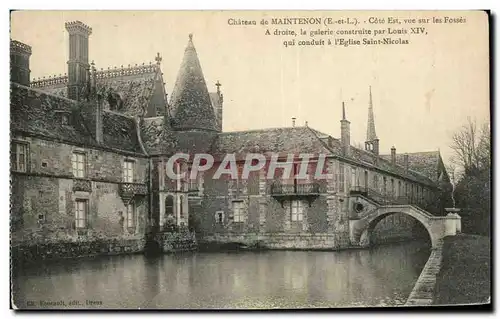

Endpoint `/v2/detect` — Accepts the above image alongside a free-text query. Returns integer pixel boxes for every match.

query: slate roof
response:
[211,127,332,160]
[168,35,219,132]
[306,128,437,187]
[380,151,441,182]
[140,116,177,156]
[11,83,145,154]
[31,63,163,118]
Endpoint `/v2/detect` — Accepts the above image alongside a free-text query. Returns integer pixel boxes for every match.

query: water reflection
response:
[12,241,430,309]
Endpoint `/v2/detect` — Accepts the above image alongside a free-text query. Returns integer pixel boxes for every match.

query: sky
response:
[10,10,490,166]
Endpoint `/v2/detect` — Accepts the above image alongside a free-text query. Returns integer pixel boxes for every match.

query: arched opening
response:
[165,195,174,216]
[357,211,434,249]
[369,212,431,247]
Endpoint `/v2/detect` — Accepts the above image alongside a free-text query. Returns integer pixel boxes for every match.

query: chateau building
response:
[10,21,452,249]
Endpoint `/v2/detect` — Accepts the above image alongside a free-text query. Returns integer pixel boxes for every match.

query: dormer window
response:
[55,110,71,125]
[62,113,69,125]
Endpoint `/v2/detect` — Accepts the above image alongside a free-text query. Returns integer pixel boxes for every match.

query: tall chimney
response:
[65,21,92,101]
[404,153,409,171]
[372,138,380,156]
[91,61,103,143]
[292,117,296,127]
[391,146,396,164]
[96,92,104,144]
[215,80,223,132]
[340,102,350,156]
[10,40,32,86]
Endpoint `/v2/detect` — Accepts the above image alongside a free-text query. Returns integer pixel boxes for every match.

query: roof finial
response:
[155,52,162,65]
[342,101,346,120]
[215,80,221,93]
[189,33,193,41]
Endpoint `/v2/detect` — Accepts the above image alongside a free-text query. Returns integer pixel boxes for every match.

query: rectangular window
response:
[126,203,135,228]
[233,201,244,223]
[123,160,134,183]
[74,199,88,228]
[373,174,378,189]
[11,142,28,172]
[351,167,357,188]
[72,152,86,178]
[339,163,345,192]
[290,200,304,222]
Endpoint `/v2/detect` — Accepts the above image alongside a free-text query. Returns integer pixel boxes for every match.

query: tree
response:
[449,118,491,236]
[450,117,490,176]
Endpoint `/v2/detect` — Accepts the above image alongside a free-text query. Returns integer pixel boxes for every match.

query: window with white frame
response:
[11,142,28,172]
[290,200,304,222]
[126,202,135,228]
[123,160,134,183]
[72,152,86,178]
[233,201,244,222]
[74,199,88,228]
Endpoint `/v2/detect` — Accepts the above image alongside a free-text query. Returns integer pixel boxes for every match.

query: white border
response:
[2,1,497,318]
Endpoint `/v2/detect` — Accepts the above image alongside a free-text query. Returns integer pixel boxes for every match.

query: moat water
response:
[12,241,430,309]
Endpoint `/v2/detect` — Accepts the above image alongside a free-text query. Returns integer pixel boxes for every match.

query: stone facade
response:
[10,135,149,246]
[10,20,453,255]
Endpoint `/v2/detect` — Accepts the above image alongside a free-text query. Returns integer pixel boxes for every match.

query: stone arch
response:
[354,206,440,248]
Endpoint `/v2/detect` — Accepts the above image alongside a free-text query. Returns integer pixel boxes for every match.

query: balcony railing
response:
[270,182,320,196]
[73,179,92,193]
[119,182,148,199]
[350,185,438,212]
[270,182,320,207]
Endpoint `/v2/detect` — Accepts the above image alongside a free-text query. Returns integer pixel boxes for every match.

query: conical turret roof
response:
[169,34,218,131]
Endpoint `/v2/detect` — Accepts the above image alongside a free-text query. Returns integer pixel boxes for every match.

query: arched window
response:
[165,195,174,216]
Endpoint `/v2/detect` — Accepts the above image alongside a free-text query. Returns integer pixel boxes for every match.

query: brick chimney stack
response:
[391,146,396,164]
[10,40,32,86]
[65,21,92,101]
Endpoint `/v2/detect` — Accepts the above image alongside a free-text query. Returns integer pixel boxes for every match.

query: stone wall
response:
[200,232,351,250]
[10,135,149,246]
[11,175,148,245]
[11,237,146,266]
[154,231,197,253]
[406,239,444,305]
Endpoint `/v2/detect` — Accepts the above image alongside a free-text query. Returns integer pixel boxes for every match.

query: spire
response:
[342,101,346,120]
[366,86,378,141]
[169,33,218,131]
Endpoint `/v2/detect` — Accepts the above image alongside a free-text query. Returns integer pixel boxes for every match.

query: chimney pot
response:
[292,117,296,127]
[391,146,396,164]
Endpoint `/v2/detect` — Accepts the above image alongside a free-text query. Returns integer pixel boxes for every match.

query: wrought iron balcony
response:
[350,185,434,211]
[270,182,320,207]
[119,182,148,199]
[73,179,92,193]
[271,183,320,196]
